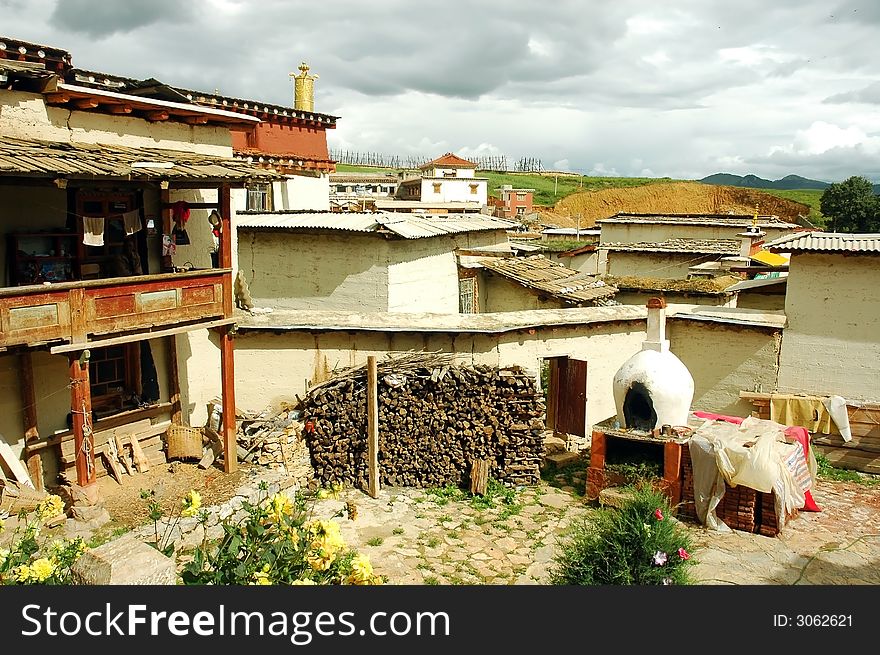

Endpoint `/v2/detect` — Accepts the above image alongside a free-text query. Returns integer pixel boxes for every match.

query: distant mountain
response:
[699,173,831,190]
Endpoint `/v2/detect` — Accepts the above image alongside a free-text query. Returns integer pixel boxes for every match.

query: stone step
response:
[541,451,582,471]
[598,486,636,509]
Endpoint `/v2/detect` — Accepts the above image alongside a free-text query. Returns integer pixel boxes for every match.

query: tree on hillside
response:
[819,175,880,233]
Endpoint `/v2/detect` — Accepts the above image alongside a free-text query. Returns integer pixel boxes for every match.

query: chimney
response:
[291,62,318,112]
[643,297,669,353]
[738,210,766,259]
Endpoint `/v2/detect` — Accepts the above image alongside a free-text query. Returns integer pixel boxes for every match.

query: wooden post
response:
[19,351,44,491]
[69,352,96,488]
[469,459,490,496]
[219,328,237,474]
[166,335,182,425]
[161,186,173,272]
[366,355,379,498]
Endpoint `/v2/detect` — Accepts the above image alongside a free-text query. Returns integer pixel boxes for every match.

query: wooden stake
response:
[167,334,182,425]
[367,355,380,498]
[129,434,150,472]
[69,353,96,487]
[220,327,237,474]
[19,351,44,491]
[115,435,135,475]
[469,459,490,496]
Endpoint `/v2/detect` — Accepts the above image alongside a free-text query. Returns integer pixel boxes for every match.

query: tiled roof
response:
[236,211,515,239]
[601,238,741,254]
[0,135,283,182]
[419,152,477,169]
[764,232,880,253]
[599,212,798,228]
[480,255,618,305]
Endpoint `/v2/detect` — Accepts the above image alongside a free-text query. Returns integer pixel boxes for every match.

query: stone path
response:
[65,463,880,586]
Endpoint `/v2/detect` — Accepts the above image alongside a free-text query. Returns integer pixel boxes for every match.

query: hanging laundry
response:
[122,209,142,235]
[770,394,835,435]
[82,216,105,247]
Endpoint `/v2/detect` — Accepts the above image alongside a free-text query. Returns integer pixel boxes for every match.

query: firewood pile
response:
[300,352,547,489]
[234,406,315,489]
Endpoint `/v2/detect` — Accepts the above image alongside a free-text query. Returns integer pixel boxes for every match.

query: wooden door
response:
[555,357,588,438]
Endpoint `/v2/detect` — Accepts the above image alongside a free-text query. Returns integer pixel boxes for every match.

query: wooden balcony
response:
[0,268,231,351]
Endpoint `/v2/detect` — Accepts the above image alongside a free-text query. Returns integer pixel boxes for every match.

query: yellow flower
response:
[251,563,272,585]
[267,493,293,523]
[346,553,374,585]
[30,558,56,583]
[37,495,64,521]
[291,578,317,585]
[14,564,32,583]
[181,490,202,518]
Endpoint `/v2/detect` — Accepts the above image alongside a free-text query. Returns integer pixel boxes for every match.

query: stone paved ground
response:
[59,461,880,586]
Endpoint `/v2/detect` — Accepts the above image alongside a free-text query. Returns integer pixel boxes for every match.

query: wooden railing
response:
[0,269,229,350]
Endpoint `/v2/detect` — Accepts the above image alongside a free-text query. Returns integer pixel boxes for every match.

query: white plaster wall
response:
[548,251,600,274]
[0,185,69,286]
[273,175,330,211]
[606,251,718,278]
[668,319,781,417]
[734,291,786,311]
[420,178,487,204]
[1,91,232,155]
[481,273,567,312]
[428,167,476,179]
[777,254,880,402]
[177,329,222,427]
[237,231,390,310]
[228,320,647,425]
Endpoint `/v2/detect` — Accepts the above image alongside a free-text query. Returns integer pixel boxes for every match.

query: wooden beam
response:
[145,110,170,122]
[167,335,182,425]
[367,355,380,498]
[182,115,209,125]
[219,327,237,474]
[160,202,219,210]
[49,318,235,354]
[73,98,100,110]
[45,92,71,104]
[69,353,96,488]
[220,183,233,317]
[161,187,173,272]
[106,104,133,115]
[19,351,44,491]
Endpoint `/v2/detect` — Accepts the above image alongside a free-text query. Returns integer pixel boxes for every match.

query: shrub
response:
[0,495,87,585]
[176,483,382,586]
[549,485,695,585]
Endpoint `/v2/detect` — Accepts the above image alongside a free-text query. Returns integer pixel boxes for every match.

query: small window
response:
[246,183,272,211]
[516,193,526,201]
[469,184,478,194]
[432,182,442,193]
[459,278,476,313]
[516,206,526,215]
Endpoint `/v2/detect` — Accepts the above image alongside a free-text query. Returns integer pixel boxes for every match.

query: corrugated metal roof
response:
[765,232,880,253]
[236,211,516,239]
[599,212,798,228]
[725,276,788,292]
[481,255,617,305]
[601,238,740,254]
[0,135,283,181]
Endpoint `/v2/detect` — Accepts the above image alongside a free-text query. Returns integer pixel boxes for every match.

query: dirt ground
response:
[89,461,256,531]
[549,181,809,227]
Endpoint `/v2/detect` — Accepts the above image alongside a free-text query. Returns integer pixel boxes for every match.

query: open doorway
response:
[542,355,588,450]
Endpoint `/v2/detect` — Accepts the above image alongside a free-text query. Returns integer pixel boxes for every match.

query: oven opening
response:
[622,381,657,432]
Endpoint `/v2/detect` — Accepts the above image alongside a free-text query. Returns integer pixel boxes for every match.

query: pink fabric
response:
[691,412,821,511]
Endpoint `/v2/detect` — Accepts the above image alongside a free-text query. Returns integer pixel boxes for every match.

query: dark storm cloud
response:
[48,0,193,38]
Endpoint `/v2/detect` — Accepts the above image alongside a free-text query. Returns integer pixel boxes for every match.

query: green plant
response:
[425,536,441,548]
[0,495,87,585]
[550,484,695,585]
[426,484,465,505]
[424,576,440,585]
[815,452,876,485]
[178,485,381,586]
[470,478,518,511]
[366,536,384,547]
[392,527,405,536]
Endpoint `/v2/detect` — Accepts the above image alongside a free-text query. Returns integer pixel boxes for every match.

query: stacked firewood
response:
[301,353,546,489]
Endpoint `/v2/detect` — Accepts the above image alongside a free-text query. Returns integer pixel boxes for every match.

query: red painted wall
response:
[232,121,330,160]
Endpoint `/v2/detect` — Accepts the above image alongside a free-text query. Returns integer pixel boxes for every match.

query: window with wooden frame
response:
[75,192,139,280]
[469,184,479,195]
[89,342,160,418]
[459,277,476,313]
[432,182,442,194]
[246,183,273,211]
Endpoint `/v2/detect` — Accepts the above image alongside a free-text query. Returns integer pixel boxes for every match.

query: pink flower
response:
[654,508,664,521]
[678,547,690,560]
[652,551,668,566]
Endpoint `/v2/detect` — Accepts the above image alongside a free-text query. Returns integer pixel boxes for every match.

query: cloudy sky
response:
[3,0,880,182]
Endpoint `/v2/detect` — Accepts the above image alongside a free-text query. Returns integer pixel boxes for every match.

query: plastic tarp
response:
[688,416,810,531]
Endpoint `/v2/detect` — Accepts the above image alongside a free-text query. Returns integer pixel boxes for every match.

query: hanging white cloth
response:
[123,209,142,235]
[82,217,105,246]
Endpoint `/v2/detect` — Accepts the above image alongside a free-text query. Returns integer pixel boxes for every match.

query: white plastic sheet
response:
[822,395,852,442]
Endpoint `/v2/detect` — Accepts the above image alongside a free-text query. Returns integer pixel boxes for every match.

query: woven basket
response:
[166,424,204,461]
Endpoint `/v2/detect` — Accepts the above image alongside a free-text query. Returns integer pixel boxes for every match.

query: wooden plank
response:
[219,327,237,474]
[59,422,171,465]
[49,318,234,354]
[0,441,34,489]
[102,450,124,484]
[114,435,135,474]
[167,335,182,425]
[129,434,150,472]
[62,419,152,458]
[19,351,44,492]
[367,355,380,499]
